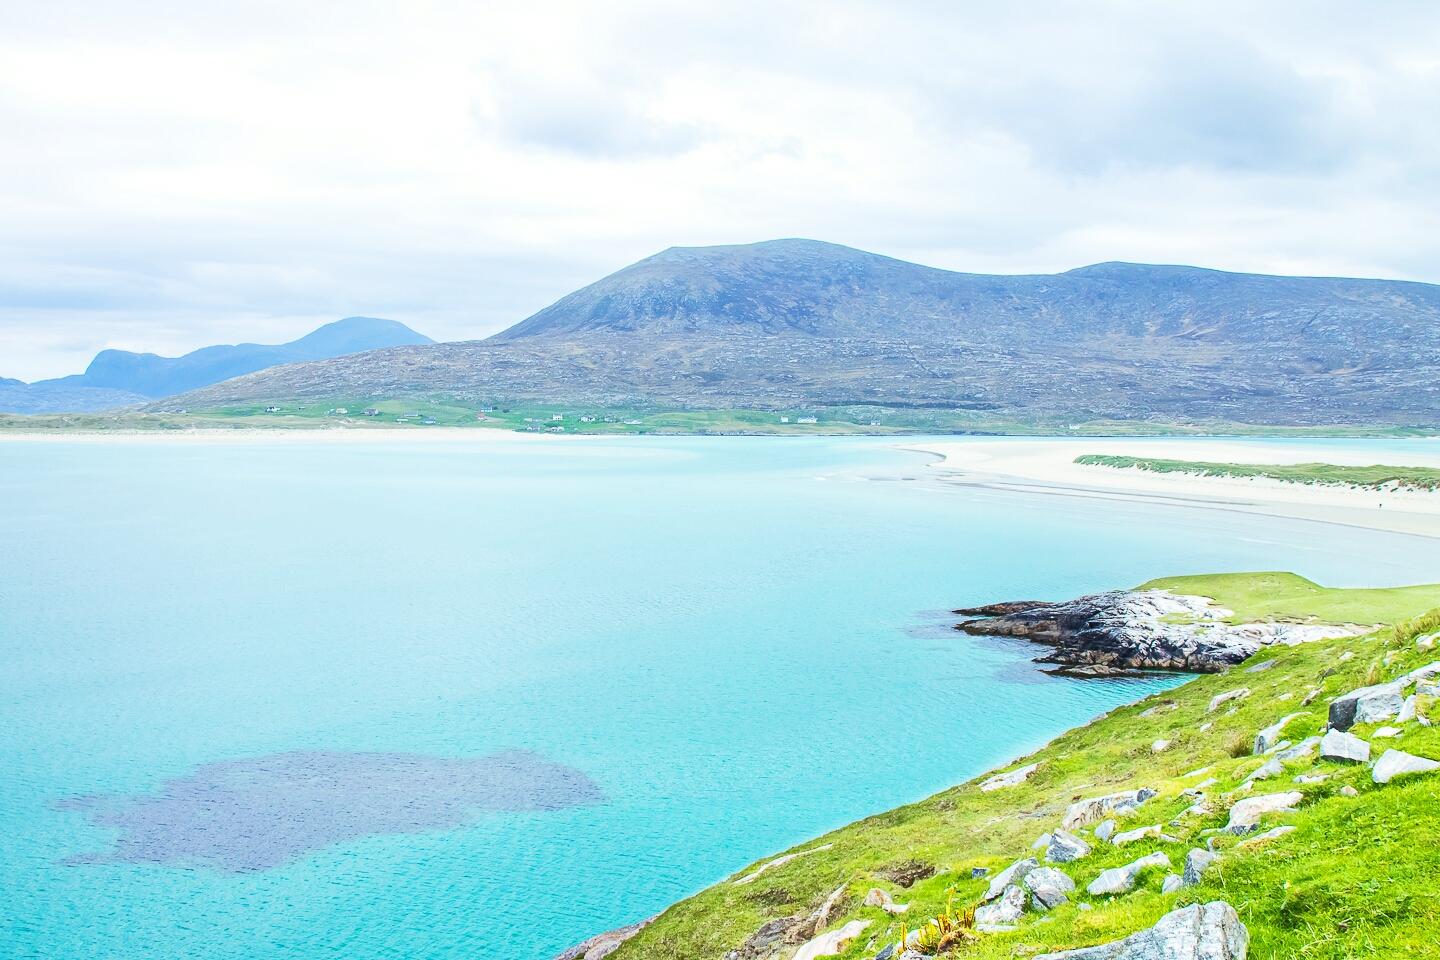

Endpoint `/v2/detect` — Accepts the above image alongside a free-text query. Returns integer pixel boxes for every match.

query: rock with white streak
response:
[1319,729,1370,763]
[975,884,1026,926]
[985,857,1038,901]
[1087,851,1170,895]
[1047,829,1093,863]
[792,920,871,960]
[1024,867,1076,910]
[981,762,1041,792]
[1372,748,1440,784]
[1254,713,1305,754]
[732,843,833,884]
[1034,901,1248,960]
[1226,791,1301,834]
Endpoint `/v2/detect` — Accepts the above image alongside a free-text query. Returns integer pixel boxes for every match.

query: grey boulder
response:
[1034,901,1248,960]
[1183,848,1219,886]
[1372,748,1440,784]
[1319,729,1370,764]
[1047,829,1093,863]
[1087,851,1170,896]
[1024,866,1076,910]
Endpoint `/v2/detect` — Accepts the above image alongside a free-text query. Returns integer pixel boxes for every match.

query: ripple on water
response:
[53,749,604,873]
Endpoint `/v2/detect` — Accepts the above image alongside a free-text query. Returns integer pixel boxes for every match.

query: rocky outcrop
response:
[957,590,1357,674]
[553,917,655,960]
[1329,662,1440,730]
[1035,901,1248,959]
[792,920,870,960]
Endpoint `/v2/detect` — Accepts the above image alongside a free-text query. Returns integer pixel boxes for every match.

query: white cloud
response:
[1,0,1438,378]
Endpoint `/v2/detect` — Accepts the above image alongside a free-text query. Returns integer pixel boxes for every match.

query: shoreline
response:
[906,437,1440,539]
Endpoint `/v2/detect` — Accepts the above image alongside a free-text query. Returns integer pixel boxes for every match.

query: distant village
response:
[250,404,838,430]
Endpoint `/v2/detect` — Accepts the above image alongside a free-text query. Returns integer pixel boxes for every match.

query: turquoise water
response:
[2,436,1438,959]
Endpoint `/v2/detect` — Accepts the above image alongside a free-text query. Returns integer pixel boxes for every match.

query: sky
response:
[3,1,1439,380]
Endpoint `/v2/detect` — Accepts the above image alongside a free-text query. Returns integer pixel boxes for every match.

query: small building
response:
[579,415,596,423]
[333,407,348,415]
[797,416,818,424]
[362,408,381,417]
[780,416,790,423]
[550,414,564,421]
[264,405,281,413]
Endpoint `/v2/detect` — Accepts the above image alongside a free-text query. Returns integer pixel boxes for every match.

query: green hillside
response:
[609,577,1440,959]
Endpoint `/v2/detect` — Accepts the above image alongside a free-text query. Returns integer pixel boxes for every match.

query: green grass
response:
[610,576,1440,960]
[1075,454,1440,490]
[1139,572,1440,626]
[3,403,1439,437]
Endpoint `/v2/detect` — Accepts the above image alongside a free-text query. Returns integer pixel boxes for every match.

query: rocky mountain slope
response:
[2,317,432,413]
[168,240,1440,426]
[569,572,1440,960]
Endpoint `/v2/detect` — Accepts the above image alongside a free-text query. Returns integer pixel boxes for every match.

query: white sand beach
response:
[907,438,1440,540]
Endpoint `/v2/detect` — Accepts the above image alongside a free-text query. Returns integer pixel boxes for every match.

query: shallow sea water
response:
[2,435,1438,958]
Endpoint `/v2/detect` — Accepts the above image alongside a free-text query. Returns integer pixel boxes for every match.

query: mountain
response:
[2,317,432,413]
[166,240,1440,425]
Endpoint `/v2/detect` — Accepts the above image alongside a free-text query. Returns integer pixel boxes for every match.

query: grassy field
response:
[1076,454,1440,490]
[1140,571,1440,626]
[3,402,1439,437]
[609,573,1440,960]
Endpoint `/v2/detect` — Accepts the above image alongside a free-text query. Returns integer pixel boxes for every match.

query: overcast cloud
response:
[2,0,1439,379]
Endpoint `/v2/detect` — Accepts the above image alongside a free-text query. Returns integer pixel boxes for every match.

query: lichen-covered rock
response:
[1161,873,1184,894]
[1047,829,1093,863]
[1034,901,1248,959]
[958,589,1356,673]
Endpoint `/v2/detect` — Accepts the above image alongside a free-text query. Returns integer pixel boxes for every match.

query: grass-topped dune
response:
[602,573,1440,960]
[1075,454,1440,492]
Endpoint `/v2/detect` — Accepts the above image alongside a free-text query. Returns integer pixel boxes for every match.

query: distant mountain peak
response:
[3,317,433,413]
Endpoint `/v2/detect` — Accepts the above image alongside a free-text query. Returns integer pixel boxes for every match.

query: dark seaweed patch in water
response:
[54,749,603,873]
